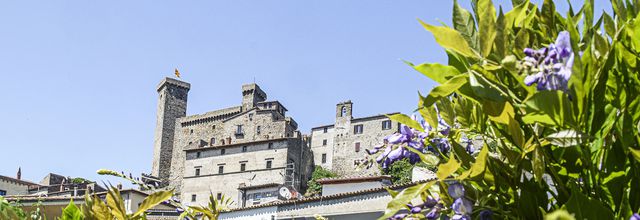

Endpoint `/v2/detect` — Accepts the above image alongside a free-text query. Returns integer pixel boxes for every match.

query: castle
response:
[151,77,399,208]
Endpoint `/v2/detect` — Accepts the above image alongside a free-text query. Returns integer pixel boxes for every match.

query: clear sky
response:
[0,1,608,186]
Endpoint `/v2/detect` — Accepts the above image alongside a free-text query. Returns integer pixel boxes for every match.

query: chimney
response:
[16,167,21,180]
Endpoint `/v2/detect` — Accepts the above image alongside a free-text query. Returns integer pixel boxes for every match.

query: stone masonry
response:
[309,101,399,176]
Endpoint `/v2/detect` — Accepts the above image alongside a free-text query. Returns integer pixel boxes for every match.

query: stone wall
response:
[152,77,190,183]
[0,179,29,195]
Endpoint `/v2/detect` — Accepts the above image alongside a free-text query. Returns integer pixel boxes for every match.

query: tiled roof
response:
[5,195,84,202]
[224,178,436,212]
[316,175,392,185]
[0,175,40,187]
[237,183,281,190]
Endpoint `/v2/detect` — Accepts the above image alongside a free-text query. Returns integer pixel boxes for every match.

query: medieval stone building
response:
[151,77,313,207]
[309,100,399,176]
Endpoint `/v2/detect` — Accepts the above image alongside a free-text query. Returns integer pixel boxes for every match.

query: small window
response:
[221,139,225,145]
[220,149,226,155]
[268,103,273,108]
[323,127,328,133]
[321,153,327,163]
[257,126,261,134]
[354,125,364,134]
[249,113,254,121]
[266,160,272,169]
[191,194,196,202]
[322,139,327,146]
[0,190,6,196]
[218,166,224,174]
[196,152,201,158]
[212,125,216,130]
[210,138,216,146]
[190,129,193,134]
[355,142,361,152]
[341,106,347,117]
[188,141,193,145]
[216,193,222,200]
[236,125,243,134]
[195,168,200,176]
[268,143,273,149]
[240,163,246,172]
[382,120,392,130]
[242,146,248,152]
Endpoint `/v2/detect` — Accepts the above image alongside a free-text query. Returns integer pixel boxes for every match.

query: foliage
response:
[1,196,47,220]
[381,158,414,185]
[71,178,89,184]
[305,166,338,197]
[378,0,640,219]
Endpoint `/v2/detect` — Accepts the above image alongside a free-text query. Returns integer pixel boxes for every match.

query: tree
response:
[381,158,413,185]
[304,166,338,197]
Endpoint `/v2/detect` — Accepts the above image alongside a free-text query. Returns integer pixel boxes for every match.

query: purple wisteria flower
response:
[460,137,475,154]
[479,210,493,220]
[367,115,428,169]
[448,182,465,199]
[452,198,473,220]
[631,213,640,220]
[522,31,574,91]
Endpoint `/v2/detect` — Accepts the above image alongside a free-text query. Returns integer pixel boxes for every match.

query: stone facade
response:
[152,78,190,183]
[152,78,313,207]
[310,101,399,176]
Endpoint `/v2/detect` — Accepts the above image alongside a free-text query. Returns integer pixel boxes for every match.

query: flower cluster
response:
[388,195,442,220]
[367,114,452,169]
[521,31,574,91]
[448,182,473,220]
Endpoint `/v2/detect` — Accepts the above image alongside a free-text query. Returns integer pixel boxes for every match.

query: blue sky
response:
[0,1,608,186]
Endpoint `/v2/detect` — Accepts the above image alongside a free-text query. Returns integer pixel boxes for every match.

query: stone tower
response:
[241,83,267,111]
[334,100,353,140]
[152,77,190,184]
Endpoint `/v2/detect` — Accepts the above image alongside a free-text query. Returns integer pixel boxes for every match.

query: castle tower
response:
[152,77,190,184]
[334,100,353,135]
[241,83,267,111]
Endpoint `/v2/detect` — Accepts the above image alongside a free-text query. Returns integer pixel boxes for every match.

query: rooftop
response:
[316,175,392,185]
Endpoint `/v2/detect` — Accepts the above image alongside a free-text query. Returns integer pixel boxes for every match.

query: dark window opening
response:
[257,126,261,134]
[355,142,361,152]
[195,168,200,176]
[382,120,392,130]
[266,160,272,169]
[240,163,246,172]
[218,166,224,174]
[321,154,327,163]
[268,143,273,149]
[354,124,364,134]
[191,194,196,202]
[323,127,328,133]
[322,139,327,146]
[220,149,226,155]
[217,193,222,200]
[242,146,247,152]
[196,152,201,158]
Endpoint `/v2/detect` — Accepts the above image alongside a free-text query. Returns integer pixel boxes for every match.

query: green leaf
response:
[630,148,640,162]
[418,101,439,133]
[133,190,174,217]
[437,155,461,180]
[387,113,424,132]
[106,188,127,220]
[533,147,544,183]
[468,71,506,102]
[564,186,615,219]
[522,90,574,128]
[504,0,529,29]
[603,12,616,38]
[469,144,489,177]
[452,0,478,50]
[544,209,576,220]
[545,130,587,147]
[408,62,462,84]
[379,181,435,220]
[61,199,83,220]
[422,74,469,107]
[477,0,497,57]
[419,20,478,58]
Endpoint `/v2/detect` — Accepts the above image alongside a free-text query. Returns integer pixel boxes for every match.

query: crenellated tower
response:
[151,77,190,184]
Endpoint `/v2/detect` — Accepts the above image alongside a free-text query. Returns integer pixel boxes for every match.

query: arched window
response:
[341,106,347,117]
[210,138,215,146]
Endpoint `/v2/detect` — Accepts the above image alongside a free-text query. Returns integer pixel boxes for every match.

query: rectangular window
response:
[248,113,253,121]
[355,142,361,152]
[323,127,328,133]
[268,143,273,149]
[191,194,196,202]
[195,168,200,176]
[354,125,364,134]
[236,125,243,134]
[210,138,215,145]
[321,153,327,163]
[266,160,272,169]
[196,152,201,158]
[382,120,392,130]
[0,190,6,196]
[257,126,261,134]
[218,166,224,174]
[220,149,226,155]
[322,139,327,146]
[217,193,222,200]
[240,163,246,172]
[242,146,248,152]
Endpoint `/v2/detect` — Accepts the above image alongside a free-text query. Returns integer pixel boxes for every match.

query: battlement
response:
[156,77,191,92]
